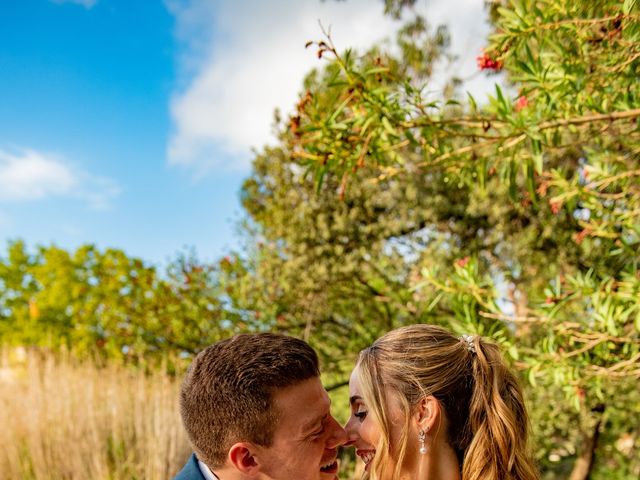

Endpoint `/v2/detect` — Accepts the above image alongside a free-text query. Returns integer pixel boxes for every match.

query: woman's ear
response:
[414,395,441,432]
[228,442,260,476]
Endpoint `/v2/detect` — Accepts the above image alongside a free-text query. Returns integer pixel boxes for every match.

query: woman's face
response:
[344,367,378,472]
[344,366,411,478]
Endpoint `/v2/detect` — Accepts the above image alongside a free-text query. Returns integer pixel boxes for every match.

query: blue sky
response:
[0,0,493,265]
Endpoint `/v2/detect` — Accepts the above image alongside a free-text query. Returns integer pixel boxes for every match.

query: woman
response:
[344,324,538,480]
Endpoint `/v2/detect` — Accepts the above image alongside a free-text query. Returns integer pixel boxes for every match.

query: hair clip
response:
[460,334,476,354]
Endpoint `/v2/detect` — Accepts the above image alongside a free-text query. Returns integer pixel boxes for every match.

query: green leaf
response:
[495,84,509,113]
[478,158,487,190]
[315,167,327,192]
[525,160,537,204]
[531,139,544,174]
[466,92,478,114]
[328,94,353,124]
[364,67,390,76]
[508,344,520,360]
[516,59,534,76]
[528,364,539,388]
[623,0,638,14]
[404,129,418,146]
[524,43,538,73]
[381,116,398,137]
[508,158,517,201]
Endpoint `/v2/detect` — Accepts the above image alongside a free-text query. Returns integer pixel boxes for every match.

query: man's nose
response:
[326,415,348,448]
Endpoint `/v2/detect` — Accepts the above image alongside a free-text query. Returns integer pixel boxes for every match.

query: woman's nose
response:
[343,416,359,444]
[326,415,348,448]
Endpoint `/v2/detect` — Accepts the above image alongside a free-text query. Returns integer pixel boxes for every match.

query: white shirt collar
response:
[198,459,219,480]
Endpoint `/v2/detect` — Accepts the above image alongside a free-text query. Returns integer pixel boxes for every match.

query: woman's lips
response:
[356,449,375,470]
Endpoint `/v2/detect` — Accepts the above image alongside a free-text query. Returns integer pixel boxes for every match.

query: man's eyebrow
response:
[350,395,362,405]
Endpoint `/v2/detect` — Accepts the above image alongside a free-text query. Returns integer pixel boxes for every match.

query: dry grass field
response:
[0,348,364,480]
[0,349,191,480]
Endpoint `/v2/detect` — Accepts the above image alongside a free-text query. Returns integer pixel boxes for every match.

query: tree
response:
[227,18,457,379]
[273,0,639,477]
[0,241,235,366]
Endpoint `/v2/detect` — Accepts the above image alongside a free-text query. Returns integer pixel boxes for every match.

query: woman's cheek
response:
[359,417,379,447]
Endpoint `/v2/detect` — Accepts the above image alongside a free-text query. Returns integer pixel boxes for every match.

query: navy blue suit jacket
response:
[174,453,206,480]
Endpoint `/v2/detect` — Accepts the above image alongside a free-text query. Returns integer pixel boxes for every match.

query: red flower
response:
[476,52,503,71]
[455,256,470,268]
[515,95,529,112]
[574,228,592,245]
[220,255,234,270]
[549,200,562,215]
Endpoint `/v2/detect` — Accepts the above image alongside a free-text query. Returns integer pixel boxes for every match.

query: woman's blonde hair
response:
[356,324,538,480]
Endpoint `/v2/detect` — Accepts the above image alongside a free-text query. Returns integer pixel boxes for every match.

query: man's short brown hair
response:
[179,333,320,467]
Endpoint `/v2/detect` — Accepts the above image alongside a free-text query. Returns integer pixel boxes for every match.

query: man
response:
[174,333,347,480]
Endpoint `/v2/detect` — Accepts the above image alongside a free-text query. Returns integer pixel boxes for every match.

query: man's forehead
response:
[273,377,331,431]
[275,377,326,403]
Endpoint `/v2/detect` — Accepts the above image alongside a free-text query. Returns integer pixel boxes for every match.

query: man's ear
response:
[414,395,441,432]
[228,442,260,476]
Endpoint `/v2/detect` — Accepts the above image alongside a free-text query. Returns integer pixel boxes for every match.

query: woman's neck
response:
[407,443,461,480]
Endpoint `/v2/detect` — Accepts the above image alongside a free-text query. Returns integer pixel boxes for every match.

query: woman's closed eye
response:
[354,410,368,421]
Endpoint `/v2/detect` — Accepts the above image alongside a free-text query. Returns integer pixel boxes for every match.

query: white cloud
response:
[0,149,76,201]
[167,0,498,172]
[50,0,98,9]
[0,148,119,210]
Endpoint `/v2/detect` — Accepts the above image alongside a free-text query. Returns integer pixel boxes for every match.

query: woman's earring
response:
[419,428,428,454]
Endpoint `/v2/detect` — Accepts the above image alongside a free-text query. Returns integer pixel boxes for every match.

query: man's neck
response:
[197,459,219,480]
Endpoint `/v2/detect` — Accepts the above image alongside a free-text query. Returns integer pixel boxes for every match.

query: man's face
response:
[256,377,347,480]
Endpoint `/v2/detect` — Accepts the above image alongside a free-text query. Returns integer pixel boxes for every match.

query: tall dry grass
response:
[0,349,191,479]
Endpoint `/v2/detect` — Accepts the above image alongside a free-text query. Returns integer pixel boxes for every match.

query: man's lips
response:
[319,458,339,475]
